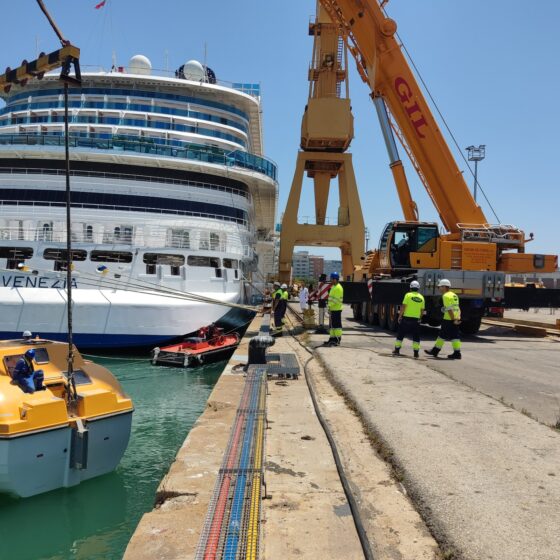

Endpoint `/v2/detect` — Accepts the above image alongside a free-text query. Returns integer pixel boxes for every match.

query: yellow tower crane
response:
[278,2,365,282]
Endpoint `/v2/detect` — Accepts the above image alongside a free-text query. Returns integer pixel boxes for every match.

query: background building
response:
[292,251,311,279]
[323,259,342,278]
[309,255,324,279]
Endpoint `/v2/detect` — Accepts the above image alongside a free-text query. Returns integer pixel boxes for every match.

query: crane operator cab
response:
[379,222,440,272]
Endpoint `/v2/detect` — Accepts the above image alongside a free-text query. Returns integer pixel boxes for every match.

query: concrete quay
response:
[125,307,560,559]
[124,313,439,559]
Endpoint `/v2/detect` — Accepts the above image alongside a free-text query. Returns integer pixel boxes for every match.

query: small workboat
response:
[0,337,133,498]
[151,326,240,367]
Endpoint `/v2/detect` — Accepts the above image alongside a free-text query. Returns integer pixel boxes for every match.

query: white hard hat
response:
[410,280,420,290]
[438,279,451,288]
[281,283,288,289]
[22,330,32,338]
[273,281,280,286]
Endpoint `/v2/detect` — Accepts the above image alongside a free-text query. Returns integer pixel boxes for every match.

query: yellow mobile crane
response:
[327,0,558,333]
[279,0,558,334]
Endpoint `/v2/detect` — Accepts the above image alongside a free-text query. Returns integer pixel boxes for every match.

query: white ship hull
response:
[0,276,241,348]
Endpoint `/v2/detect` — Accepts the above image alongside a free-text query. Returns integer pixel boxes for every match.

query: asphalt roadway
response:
[339,309,560,426]
[309,309,560,559]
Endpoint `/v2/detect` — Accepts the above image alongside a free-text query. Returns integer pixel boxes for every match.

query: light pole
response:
[365,227,370,252]
[466,145,486,202]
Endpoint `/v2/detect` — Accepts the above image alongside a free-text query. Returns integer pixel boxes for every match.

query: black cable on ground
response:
[284,308,376,560]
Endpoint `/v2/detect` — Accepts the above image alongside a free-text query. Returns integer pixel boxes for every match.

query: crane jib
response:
[395,77,428,139]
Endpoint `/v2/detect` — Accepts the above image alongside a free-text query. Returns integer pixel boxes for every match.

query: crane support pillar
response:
[278,151,365,282]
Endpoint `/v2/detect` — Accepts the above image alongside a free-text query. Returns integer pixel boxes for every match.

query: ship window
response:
[85,225,93,241]
[215,268,223,278]
[63,369,92,386]
[145,264,156,275]
[43,249,87,261]
[210,233,220,251]
[90,250,133,263]
[170,265,181,276]
[143,253,185,266]
[223,258,239,269]
[0,247,34,259]
[40,222,53,241]
[33,348,50,365]
[0,247,34,270]
[169,229,190,249]
[187,256,221,268]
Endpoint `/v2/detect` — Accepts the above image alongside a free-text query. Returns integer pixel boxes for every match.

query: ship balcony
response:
[0,133,277,181]
[0,215,252,256]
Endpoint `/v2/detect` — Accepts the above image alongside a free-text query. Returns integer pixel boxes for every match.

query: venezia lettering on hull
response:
[1,275,78,289]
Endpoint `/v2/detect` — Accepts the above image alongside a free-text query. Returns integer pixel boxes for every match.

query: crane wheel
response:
[387,304,399,332]
[352,304,363,321]
[378,303,389,329]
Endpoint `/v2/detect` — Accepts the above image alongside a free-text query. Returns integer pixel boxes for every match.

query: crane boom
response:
[319,0,487,233]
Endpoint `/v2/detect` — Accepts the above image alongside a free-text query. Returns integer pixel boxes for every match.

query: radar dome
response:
[182,60,205,81]
[128,54,152,75]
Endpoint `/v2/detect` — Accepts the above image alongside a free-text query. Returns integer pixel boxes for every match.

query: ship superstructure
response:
[0,56,277,347]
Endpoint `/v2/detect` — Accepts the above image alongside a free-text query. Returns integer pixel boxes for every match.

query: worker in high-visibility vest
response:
[272,281,283,332]
[392,280,425,359]
[425,278,462,359]
[323,272,344,346]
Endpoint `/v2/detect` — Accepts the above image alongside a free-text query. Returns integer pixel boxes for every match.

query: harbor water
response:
[0,355,224,560]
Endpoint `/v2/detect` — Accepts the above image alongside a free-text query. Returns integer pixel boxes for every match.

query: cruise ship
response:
[0,55,277,348]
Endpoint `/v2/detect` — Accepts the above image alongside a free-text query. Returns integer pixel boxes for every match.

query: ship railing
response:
[0,211,250,248]
[77,65,262,98]
[0,166,251,200]
[0,133,278,181]
[0,224,249,256]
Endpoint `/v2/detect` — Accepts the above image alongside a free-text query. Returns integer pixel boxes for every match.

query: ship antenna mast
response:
[36,0,81,404]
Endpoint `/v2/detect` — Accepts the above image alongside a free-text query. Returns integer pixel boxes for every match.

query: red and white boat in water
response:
[151,324,240,367]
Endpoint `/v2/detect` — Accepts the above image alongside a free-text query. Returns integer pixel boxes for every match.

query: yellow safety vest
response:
[402,291,425,319]
[328,283,344,311]
[281,290,289,300]
[442,291,461,320]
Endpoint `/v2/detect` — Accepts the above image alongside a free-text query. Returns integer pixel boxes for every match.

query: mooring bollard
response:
[246,313,275,369]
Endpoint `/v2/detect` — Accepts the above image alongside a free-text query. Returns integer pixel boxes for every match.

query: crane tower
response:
[278,3,365,282]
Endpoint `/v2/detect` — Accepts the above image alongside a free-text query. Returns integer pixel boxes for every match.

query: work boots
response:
[447,351,462,360]
[325,337,341,347]
[392,348,400,356]
[413,350,419,359]
[424,347,441,357]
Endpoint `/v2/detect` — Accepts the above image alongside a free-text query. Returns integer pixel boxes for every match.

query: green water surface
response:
[0,356,224,560]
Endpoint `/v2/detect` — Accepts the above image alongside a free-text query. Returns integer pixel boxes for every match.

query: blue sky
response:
[2,0,559,258]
